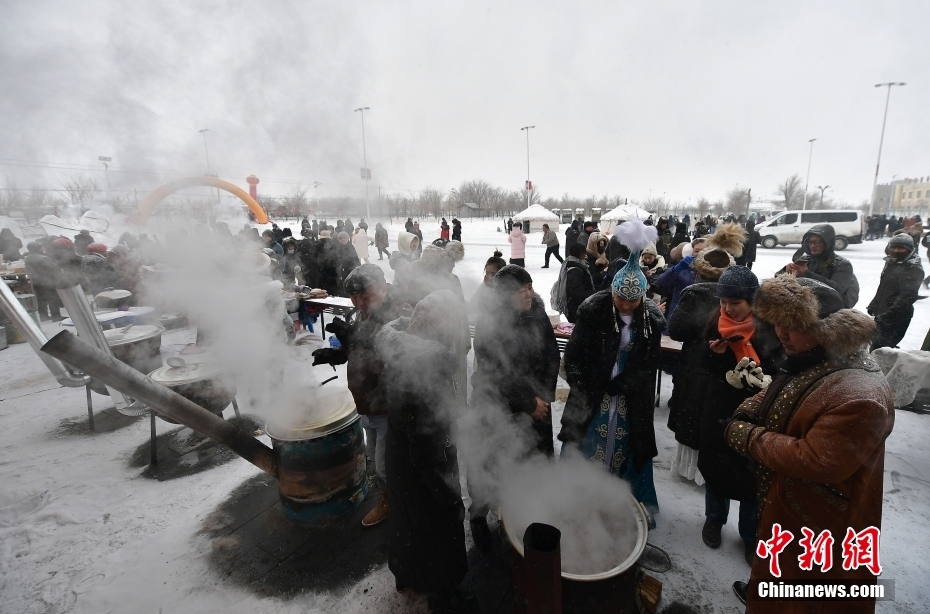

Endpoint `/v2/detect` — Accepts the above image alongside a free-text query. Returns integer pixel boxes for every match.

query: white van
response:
[755,210,863,251]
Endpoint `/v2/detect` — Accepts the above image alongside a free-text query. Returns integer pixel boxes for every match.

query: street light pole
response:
[817,185,831,208]
[198,128,218,206]
[354,107,371,221]
[97,156,112,204]
[520,125,535,210]
[313,181,321,213]
[802,139,816,210]
[869,82,906,217]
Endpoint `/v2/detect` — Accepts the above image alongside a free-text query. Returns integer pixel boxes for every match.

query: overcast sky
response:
[2,1,929,208]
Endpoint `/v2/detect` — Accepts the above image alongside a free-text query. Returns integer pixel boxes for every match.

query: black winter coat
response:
[867,248,924,322]
[696,314,783,502]
[666,282,720,449]
[787,225,859,308]
[564,259,595,323]
[376,320,468,595]
[559,291,666,471]
[24,252,62,288]
[313,239,340,296]
[565,226,581,250]
[474,294,560,455]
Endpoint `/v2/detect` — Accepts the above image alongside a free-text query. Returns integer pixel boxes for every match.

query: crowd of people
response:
[303,209,923,613]
[1,209,926,613]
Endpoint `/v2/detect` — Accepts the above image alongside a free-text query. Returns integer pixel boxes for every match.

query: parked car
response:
[755,209,863,250]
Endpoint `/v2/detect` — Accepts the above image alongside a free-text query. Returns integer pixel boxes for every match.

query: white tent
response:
[600,204,653,231]
[513,204,559,233]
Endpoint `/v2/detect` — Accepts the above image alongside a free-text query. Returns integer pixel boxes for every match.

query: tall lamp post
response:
[310,181,321,218]
[198,128,218,207]
[817,185,831,208]
[802,138,816,210]
[98,156,111,203]
[354,107,371,221]
[869,82,906,217]
[520,125,535,210]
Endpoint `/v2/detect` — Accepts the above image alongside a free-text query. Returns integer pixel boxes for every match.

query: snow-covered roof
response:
[513,204,559,221]
[601,204,652,223]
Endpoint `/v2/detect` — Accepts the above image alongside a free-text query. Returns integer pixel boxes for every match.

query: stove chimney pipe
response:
[41,330,276,476]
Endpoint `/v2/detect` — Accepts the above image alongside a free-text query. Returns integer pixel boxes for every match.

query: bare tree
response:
[418,186,444,218]
[712,200,727,216]
[458,180,497,215]
[725,186,749,213]
[774,174,805,209]
[695,197,711,219]
[61,177,100,208]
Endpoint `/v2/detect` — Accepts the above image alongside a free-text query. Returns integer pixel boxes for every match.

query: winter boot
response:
[362,491,388,528]
[732,581,748,605]
[702,519,722,549]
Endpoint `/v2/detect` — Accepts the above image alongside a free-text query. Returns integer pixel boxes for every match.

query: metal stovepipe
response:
[0,279,87,387]
[41,330,276,476]
[55,284,130,410]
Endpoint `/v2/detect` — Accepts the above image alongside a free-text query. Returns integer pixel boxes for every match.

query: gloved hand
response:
[311,347,347,367]
[672,256,694,272]
[325,318,355,349]
[725,356,753,389]
[741,365,772,391]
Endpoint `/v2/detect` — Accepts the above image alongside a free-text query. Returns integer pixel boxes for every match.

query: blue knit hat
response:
[716,266,759,302]
[612,258,648,300]
[611,220,657,301]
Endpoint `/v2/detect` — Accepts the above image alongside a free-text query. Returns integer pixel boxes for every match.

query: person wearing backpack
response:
[551,242,596,323]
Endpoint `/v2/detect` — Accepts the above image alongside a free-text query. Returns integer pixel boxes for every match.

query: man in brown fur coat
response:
[725,275,894,614]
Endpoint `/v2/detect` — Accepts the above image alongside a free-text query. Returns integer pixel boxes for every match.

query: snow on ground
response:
[0,217,927,613]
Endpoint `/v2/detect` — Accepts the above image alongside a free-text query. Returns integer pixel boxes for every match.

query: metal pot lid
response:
[96,289,132,300]
[265,387,358,441]
[148,361,221,386]
[105,324,164,346]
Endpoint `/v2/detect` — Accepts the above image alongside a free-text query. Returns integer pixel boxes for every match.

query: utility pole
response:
[869,82,906,217]
[354,107,371,220]
[198,128,218,207]
[802,139,816,210]
[98,156,112,203]
[520,125,535,210]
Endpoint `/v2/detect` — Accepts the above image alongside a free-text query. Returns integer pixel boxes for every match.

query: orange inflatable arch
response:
[135,176,268,224]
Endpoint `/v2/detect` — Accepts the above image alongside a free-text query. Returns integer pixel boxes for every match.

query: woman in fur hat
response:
[726,275,894,613]
[694,267,784,565]
[560,221,666,524]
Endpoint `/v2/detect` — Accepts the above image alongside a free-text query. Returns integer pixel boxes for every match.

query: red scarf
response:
[717,307,761,365]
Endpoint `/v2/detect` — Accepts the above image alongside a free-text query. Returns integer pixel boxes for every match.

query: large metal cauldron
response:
[264,386,368,526]
[147,361,236,423]
[505,492,649,614]
[89,325,165,395]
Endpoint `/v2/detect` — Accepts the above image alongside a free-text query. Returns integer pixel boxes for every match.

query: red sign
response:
[525,180,533,190]
[361,168,371,179]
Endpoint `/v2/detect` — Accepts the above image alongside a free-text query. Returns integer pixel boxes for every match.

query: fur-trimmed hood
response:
[694,247,734,282]
[753,274,875,358]
[705,222,747,258]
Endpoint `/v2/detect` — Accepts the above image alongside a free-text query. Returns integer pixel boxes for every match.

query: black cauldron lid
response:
[148,361,221,386]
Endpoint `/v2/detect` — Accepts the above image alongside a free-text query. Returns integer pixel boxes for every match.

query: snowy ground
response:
[0,217,928,613]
